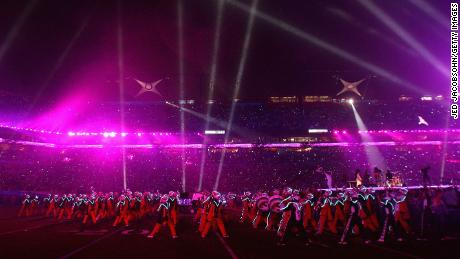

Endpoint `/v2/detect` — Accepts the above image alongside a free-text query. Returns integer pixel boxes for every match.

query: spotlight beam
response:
[325,7,418,58]
[440,106,452,183]
[198,0,225,191]
[351,103,386,169]
[357,0,449,78]
[178,0,186,193]
[408,0,450,29]
[214,0,258,191]
[117,0,127,191]
[0,0,38,64]
[225,0,425,94]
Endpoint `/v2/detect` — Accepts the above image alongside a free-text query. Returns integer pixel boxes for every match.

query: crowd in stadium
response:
[0,143,458,194]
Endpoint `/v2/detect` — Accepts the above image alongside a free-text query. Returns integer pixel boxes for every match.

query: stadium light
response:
[421,96,433,101]
[205,130,226,135]
[308,129,328,134]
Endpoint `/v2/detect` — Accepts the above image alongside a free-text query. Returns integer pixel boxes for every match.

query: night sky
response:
[0,0,452,104]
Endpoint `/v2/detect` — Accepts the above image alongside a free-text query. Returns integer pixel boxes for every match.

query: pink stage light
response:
[1,138,460,149]
[115,144,153,148]
[2,123,460,138]
[67,144,104,148]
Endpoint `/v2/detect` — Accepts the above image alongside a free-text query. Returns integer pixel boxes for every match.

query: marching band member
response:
[394,188,410,241]
[82,194,97,225]
[46,194,59,218]
[29,195,40,216]
[277,193,309,246]
[58,194,74,220]
[316,190,337,235]
[72,195,86,220]
[377,192,395,243]
[107,192,115,218]
[18,194,32,217]
[113,195,130,227]
[42,194,52,216]
[363,189,379,233]
[56,194,67,219]
[201,191,228,238]
[338,189,371,245]
[95,193,107,222]
[240,191,252,223]
[277,187,294,237]
[168,191,179,226]
[252,193,270,229]
[130,192,143,222]
[148,194,178,239]
[302,192,317,232]
[331,192,346,231]
[198,192,211,234]
[266,190,282,231]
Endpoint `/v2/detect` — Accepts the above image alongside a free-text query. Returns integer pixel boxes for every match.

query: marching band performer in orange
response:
[148,194,178,239]
[240,191,252,223]
[168,191,179,226]
[201,191,229,238]
[302,192,317,232]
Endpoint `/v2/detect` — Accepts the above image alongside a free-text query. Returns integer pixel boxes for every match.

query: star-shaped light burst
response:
[336,78,366,97]
[418,116,429,126]
[134,78,164,97]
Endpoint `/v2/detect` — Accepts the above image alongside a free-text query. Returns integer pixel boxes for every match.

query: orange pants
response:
[395,217,410,234]
[249,206,257,222]
[201,218,227,238]
[195,208,203,221]
[333,207,345,229]
[198,212,207,233]
[303,216,317,231]
[17,205,31,217]
[46,205,57,217]
[266,212,280,231]
[277,211,290,237]
[240,205,250,223]
[83,211,97,224]
[58,208,73,220]
[149,221,177,237]
[252,212,268,229]
[363,214,379,232]
[170,210,178,225]
[113,213,129,226]
[317,215,337,234]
